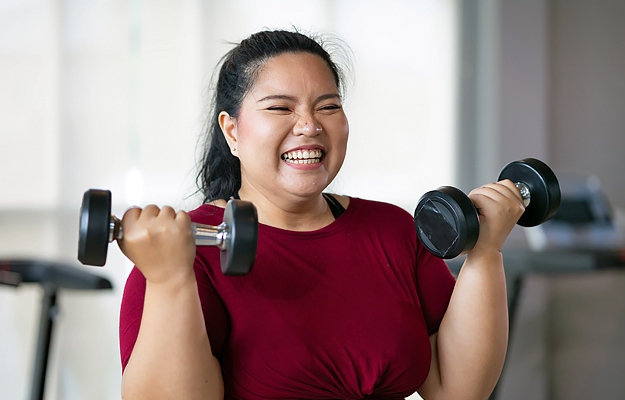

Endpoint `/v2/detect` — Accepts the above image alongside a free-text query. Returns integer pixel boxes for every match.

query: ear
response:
[218,111,238,156]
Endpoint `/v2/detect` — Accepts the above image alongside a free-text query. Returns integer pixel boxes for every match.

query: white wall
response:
[0,1,457,399]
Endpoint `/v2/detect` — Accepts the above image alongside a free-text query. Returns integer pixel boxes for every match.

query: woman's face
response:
[221,52,349,202]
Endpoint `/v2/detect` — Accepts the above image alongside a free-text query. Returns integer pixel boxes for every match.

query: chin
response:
[286,182,329,199]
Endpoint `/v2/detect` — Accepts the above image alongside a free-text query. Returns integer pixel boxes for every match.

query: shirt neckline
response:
[198,197,358,239]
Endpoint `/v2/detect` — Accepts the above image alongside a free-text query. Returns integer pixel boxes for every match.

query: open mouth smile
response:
[280,149,324,164]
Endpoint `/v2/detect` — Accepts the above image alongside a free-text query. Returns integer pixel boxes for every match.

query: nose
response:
[293,113,322,137]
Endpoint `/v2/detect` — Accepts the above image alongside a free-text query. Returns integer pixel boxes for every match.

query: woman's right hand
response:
[118,205,196,285]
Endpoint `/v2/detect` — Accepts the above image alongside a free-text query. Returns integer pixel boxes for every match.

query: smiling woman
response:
[0,2,460,399]
[117,29,521,400]
[197,31,350,207]
[218,52,349,227]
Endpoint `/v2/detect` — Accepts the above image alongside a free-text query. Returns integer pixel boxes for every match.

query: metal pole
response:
[30,284,58,400]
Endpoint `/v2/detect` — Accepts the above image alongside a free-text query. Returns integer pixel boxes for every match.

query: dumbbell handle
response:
[515,182,531,207]
[108,216,228,249]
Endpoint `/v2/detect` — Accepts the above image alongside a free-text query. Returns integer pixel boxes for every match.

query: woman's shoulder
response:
[187,202,225,225]
[331,195,415,229]
[346,196,411,216]
[341,196,419,248]
[327,193,350,210]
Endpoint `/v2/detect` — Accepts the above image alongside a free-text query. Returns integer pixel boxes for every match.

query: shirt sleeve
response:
[118,266,145,372]
[118,263,228,372]
[415,241,456,335]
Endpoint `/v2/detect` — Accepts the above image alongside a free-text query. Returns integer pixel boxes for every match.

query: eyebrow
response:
[256,93,341,103]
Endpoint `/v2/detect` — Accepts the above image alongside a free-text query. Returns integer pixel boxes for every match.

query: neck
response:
[238,187,333,231]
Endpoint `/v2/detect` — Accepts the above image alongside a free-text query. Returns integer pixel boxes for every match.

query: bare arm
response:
[119,205,224,400]
[418,180,524,400]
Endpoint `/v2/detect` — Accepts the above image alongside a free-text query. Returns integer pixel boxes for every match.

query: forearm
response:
[122,273,224,400]
[423,250,509,399]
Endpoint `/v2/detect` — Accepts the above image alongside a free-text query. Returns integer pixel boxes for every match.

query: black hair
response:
[196,29,350,202]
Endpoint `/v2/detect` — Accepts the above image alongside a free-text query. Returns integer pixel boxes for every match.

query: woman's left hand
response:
[467,179,526,255]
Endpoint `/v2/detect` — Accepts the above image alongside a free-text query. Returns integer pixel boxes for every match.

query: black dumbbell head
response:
[498,158,561,227]
[221,200,258,275]
[414,186,480,259]
[78,189,112,266]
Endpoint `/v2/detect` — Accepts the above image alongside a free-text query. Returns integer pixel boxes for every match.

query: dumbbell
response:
[414,158,561,259]
[77,189,258,275]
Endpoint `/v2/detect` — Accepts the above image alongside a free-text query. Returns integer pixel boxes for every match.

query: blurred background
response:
[1,0,624,399]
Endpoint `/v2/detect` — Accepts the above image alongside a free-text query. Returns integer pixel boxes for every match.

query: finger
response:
[175,211,194,238]
[480,186,520,207]
[158,205,177,220]
[472,182,524,207]
[496,179,525,203]
[468,190,500,213]
[471,189,524,215]
[469,186,525,217]
[122,207,142,224]
[120,207,143,244]
[473,181,514,198]
[469,185,508,203]
[141,204,161,219]
[175,210,191,224]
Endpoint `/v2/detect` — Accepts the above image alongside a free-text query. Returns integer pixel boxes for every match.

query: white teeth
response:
[281,149,323,161]
[286,159,314,164]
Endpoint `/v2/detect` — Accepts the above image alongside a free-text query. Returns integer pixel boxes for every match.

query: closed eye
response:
[318,104,342,113]
[267,106,291,112]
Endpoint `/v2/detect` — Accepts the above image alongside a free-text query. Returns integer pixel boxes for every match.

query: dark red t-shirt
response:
[119,197,455,399]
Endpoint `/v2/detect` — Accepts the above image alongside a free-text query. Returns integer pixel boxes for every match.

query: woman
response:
[119,30,524,400]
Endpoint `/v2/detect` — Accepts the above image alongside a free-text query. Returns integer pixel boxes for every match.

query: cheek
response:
[334,117,349,152]
[237,118,286,166]
[237,119,268,150]
[325,120,349,171]
[342,118,349,143]
[238,114,289,144]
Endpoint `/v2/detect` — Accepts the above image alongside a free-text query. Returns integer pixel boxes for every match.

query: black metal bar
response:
[29,284,58,400]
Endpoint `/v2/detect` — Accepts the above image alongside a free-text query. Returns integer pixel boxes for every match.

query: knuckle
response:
[122,207,141,221]
[161,205,175,214]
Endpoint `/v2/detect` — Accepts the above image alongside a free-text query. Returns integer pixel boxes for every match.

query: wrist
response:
[465,245,503,265]
[143,264,197,292]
